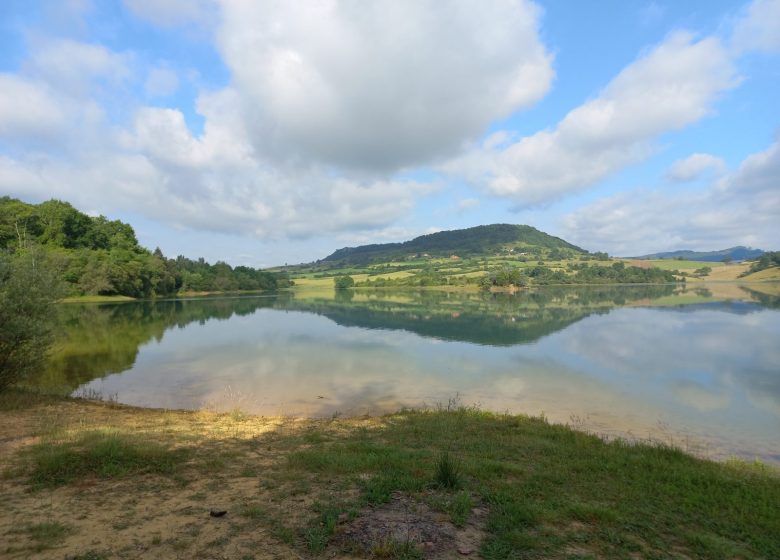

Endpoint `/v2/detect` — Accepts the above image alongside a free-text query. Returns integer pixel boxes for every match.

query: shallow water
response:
[36,284,780,464]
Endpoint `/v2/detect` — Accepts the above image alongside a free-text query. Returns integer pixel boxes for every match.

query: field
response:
[742,267,780,282]
[1,391,778,560]
[282,251,780,291]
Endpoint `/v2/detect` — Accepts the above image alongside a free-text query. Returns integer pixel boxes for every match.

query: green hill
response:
[322,224,585,265]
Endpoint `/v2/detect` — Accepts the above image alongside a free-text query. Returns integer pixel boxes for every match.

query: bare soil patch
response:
[332,491,487,559]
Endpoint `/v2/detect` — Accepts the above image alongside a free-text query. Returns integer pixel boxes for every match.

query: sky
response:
[0,0,778,267]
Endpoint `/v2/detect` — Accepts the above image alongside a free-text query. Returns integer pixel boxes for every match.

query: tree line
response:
[741,251,780,277]
[0,197,290,298]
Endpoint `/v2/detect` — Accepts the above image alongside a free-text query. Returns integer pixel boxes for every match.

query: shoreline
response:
[1,390,777,559]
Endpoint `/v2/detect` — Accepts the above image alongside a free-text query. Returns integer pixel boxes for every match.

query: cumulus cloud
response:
[666,153,726,182]
[0,19,447,241]
[24,38,132,97]
[144,66,179,97]
[0,75,67,139]
[1,83,434,238]
[731,0,780,53]
[445,32,738,204]
[3,0,777,251]
[561,137,780,255]
[216,0,553,171]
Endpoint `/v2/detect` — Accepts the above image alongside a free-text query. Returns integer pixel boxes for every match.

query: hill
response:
[322,224,585,265]
[0,197,288,298]
[632,246,764,262]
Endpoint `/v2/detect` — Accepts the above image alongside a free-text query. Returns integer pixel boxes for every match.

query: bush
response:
[333,274,355,289]
[0,249,61,391]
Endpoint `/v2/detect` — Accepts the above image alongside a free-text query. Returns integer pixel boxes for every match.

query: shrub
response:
[0,249,62,391]
[333,274,355,289]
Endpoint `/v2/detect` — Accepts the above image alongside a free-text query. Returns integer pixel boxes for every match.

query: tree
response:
[334,275,355,289]
[0,249,62,391]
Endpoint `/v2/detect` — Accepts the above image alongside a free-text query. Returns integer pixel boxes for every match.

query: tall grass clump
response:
[434,451,461,489]
[27,429,190,488]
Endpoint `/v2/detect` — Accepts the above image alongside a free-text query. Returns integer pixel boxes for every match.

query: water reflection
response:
[34,284,780,464]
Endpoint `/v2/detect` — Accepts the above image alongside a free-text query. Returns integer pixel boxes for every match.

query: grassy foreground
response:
[1,391,778,560]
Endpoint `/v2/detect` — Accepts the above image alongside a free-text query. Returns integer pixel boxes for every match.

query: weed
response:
[450,491,473,526]
[230,407,249,422]
[65,552,109,560]
[370,539,424,560]
[434,451,461,489]
[208,535,230,548]
[240,503,265,520]
[25,521,72,550]
[303,500,341,552]
[303,526,330,553]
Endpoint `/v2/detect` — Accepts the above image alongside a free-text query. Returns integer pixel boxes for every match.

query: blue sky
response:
[1,0,778,267]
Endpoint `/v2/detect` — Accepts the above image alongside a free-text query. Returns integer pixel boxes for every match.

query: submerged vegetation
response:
[0,392,777,559]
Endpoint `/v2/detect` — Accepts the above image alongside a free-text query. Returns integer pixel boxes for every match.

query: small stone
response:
[209,509,227,518]
[458,545,474,555]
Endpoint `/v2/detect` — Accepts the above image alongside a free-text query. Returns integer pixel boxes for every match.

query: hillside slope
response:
[323,224,585,265]
[633,246,764,262]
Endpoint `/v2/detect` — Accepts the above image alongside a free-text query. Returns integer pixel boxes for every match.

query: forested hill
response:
[323,224,585,265]
[632,246,765,262]
[0,197,288,298]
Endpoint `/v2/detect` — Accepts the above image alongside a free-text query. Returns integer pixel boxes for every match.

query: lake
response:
[36,284,780,464]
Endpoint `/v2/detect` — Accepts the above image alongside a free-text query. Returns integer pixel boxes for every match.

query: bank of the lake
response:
[1,391,778,560]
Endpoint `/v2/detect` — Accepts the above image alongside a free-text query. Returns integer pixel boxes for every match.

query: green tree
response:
[334,275,355,289]
[0,249,62,391]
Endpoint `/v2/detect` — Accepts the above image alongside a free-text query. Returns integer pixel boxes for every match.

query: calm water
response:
[36,284,780,464]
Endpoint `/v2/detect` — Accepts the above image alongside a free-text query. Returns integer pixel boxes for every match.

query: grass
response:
[283,409,780,559]
[370,539,424,559]
[434,451,461,489]
[1,393,778,559]
[25,429,191,488]
[23,521,72,551]
[449,491,473,527]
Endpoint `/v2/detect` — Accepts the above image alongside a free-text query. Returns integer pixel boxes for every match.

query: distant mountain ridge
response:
[631,246,765,262]
[322,224,585,265]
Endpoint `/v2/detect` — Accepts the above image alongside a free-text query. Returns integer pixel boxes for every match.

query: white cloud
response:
[144,66,179,97]
[719,137,780,196]
[446,32,737,205]
[457,198,481,211]
[123,0,216,28]
[0,75,66,139]
[1,88,435,239]
[24,38,132,97]
[731,0,780,53]
[216,0,553,171]
[666,153,726,182]
[562,137,780,255]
